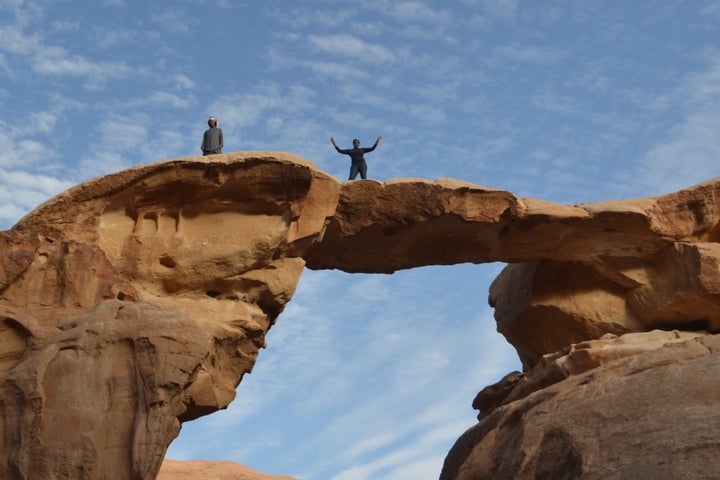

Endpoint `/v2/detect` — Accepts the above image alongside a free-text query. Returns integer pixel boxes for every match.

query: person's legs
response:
[349,163,360,180]
[359,161,367,179]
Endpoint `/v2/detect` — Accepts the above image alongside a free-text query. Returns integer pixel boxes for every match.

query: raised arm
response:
[363,135,382,153]
[331,136,345,153]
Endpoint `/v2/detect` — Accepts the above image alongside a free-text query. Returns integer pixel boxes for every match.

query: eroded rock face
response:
[0,153,338,479]
[305,176,720,369]
[440,331,720,480]
[3,152,720,479]
[303,176,720,479]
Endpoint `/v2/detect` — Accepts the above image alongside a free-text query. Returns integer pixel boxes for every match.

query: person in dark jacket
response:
[201,116,224,155]
[331,135,382,180]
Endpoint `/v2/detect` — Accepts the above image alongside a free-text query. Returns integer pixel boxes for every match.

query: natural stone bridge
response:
[2,152,719,479]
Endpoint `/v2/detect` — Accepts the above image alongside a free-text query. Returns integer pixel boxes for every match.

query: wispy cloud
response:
[632,51,720,194]
[0,9,140,89]
[0,168,74,228]
[0,24,41,55]
[307,34,396,64]
[32,45,136,82]
[638,111,720,193]
[144,91,196,109]
[460,0,519,17]
[171,73,196,91]
[379,1,452,24]
[151,10,194,34]
[93,27,138,48]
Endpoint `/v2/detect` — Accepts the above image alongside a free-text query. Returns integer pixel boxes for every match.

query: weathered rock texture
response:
[2,152,720,479]
[440,330,720,480]
[304,175,720,479]
[0,153,336,479]
[305,177,720,369]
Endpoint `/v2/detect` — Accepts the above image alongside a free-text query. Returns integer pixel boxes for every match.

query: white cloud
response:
[0,7,140,89]
[270,6,354,29]
[33,45,135,80]
[172,73,196,90]
[28,110,61,135]
[378,455,448,480]
[305,59,371,81]
[78,150,137,182]
[0,132,57,168]
[98,114,150,151]
[307,34,396,64]
[0,24,41,55]
[631,52,720,194]
[209,87,284,129]
[73,111,195,177]
[146,91,196,109]
[638,111,720,193]
[0,168,74,228]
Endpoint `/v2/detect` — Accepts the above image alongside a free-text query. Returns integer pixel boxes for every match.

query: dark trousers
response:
[349,161,367,180]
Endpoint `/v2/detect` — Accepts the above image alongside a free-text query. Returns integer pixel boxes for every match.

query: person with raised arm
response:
[331,135,382,180]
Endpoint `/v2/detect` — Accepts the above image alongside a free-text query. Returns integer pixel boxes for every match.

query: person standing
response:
[331,136,382,180]
[201,116,224,155]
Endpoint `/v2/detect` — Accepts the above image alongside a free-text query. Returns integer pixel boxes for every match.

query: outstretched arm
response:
[331,136,344,153]
[364,135,382,153]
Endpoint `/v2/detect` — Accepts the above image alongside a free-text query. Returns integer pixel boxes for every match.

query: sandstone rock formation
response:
[0,153,336,479]
[305,176,720,369]
[440,330,720,480]
[157,460,297,480]
[2,151,720,479]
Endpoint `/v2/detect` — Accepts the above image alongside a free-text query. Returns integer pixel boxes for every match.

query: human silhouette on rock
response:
[331,136,382,180]
[201,116,224,156]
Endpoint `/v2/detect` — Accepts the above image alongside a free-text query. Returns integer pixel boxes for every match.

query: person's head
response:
[353,139,360,147]
[208,116,218,127]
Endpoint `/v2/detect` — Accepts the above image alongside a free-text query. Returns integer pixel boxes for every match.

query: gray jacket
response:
[201,127,224,154]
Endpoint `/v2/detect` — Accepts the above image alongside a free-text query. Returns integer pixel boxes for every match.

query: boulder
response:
[441,331,720,480]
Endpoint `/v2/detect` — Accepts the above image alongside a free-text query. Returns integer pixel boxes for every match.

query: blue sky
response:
[2,1,720,479]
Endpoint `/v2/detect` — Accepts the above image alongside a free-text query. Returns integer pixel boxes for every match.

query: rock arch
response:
[2,152,719,478]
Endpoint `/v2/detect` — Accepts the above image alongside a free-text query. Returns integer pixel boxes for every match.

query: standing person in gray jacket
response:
[201,116,223,155]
